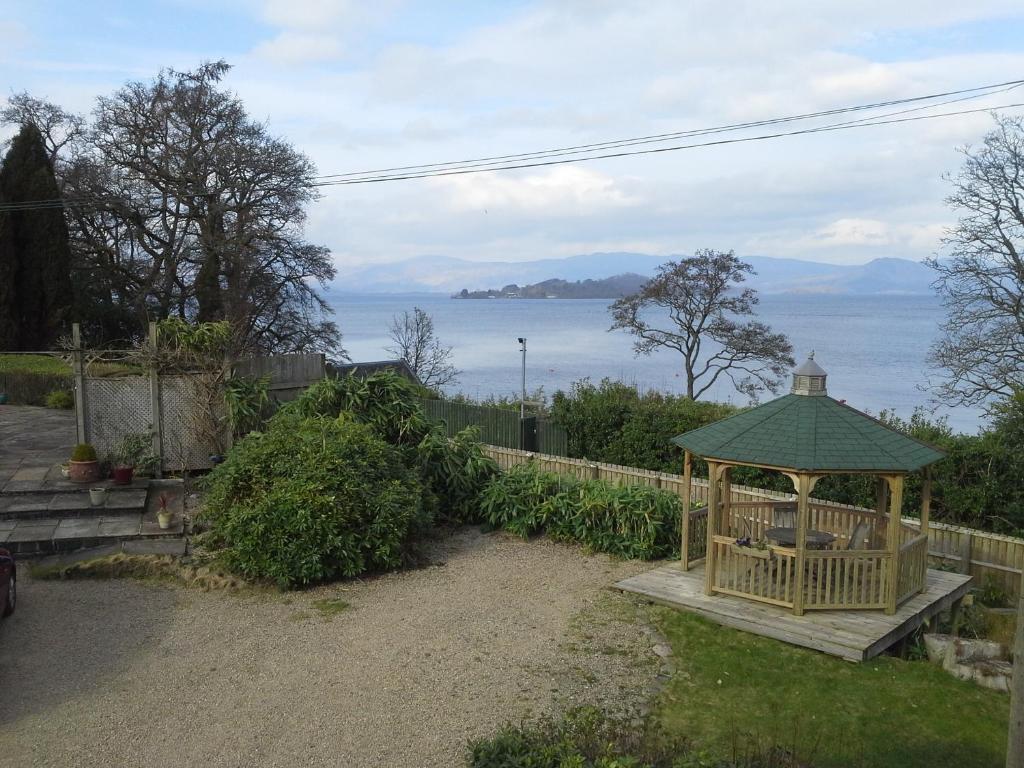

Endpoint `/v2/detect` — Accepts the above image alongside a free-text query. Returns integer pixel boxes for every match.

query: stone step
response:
[0,488,148,520]
[0,511,184,556]
[1,475,151,495]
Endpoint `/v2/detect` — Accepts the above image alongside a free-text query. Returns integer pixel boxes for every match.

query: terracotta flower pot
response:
[68,460,100,483]
[112,466,134,485]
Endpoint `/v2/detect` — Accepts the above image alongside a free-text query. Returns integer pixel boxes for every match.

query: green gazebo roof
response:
[671,359,945,473]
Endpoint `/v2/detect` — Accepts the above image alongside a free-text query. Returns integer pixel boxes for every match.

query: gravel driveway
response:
[0,529,659,767]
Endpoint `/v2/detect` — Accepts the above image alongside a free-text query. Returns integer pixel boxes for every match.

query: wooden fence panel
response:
[234,353,326,403]
[481,443,1024,599]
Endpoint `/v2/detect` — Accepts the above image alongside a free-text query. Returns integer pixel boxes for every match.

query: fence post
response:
[519,415,538,452]
[959,532,972,575]
[71,323,87,444]
[148,321,164,478]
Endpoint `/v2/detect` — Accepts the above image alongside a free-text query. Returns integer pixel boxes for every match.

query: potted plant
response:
[68,443,101,483]
[110,433,157,485]
[156,493,173,530]
[89,487,107,506]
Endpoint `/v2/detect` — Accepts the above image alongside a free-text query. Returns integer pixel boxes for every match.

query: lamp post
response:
[517,337,527,419]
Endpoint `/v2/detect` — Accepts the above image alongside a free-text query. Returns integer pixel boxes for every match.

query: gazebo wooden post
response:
[885,474,905,615]
[680,450,692,570]
[792,473,812,616]
[704,461,721,596]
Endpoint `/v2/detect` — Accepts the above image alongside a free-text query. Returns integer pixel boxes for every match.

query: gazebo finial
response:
[791,353,828,396]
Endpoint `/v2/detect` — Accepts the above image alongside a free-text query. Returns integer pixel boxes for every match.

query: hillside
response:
[455,273,648,299]
[333,252,935,296]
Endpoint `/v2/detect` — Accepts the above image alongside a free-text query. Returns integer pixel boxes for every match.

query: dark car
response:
[0,548,15,617]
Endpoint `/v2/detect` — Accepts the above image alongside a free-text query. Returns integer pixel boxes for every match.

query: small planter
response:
[69,460,101,483]
[157,510,174,530]
[730,543,773,560]
[112,465,134,486]
[89,487,107,507]
[60,463,71,479]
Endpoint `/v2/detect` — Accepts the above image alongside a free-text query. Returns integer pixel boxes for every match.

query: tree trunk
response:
[1009,569,1024,768]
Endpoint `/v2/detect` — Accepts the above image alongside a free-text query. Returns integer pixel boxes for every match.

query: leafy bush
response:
[70,443,97,462]
[45,389,74,409]
[416,426,498,524]
[480,463,682,559]
[110,432,158,473]
[468,708,808,768]
[223,374,270,436]
[201,414,425,587]
[550,379,737,472]
[284,371,433,446]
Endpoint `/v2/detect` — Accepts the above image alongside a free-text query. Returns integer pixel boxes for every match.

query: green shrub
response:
[200,414,426,588]
[469,708,808,768]
[480,463,682,559]
[416,425,498,524]
[468,708,692,768]
[110,432,158,473]
[70,443,97,462]
[550,379,737,472]
[284,371,433,446]
[45,389,75,409]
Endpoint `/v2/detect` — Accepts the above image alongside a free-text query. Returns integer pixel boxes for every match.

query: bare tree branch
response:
[928,114,1024,410]
[609,249,794,401]
[385,307,460,389]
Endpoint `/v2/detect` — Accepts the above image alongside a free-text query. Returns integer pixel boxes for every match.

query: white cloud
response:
[432,166,642,215]
[253,32,343,63]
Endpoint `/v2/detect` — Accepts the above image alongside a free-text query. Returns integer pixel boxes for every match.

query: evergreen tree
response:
[0,123,73,349]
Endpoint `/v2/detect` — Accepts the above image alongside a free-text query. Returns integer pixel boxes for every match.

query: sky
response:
[2,0,1024,271]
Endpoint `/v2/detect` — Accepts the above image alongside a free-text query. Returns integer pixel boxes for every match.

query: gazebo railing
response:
[685,506,710,566]
[710,537,799,607]
[803,550,890,610]
[707,499,928,611]
[897,534,929,604]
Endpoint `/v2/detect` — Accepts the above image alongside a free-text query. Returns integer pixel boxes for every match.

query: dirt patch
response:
[0,528,659,767]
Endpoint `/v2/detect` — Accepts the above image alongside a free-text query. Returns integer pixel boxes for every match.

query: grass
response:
[0,353,71,374]
[651,609,1009,768]
[310,597,350,618]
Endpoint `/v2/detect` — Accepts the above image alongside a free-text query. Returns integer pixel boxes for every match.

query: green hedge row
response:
[480,462,682,560]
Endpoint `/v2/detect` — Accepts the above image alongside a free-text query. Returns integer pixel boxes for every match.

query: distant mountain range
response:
[332,252,936,296]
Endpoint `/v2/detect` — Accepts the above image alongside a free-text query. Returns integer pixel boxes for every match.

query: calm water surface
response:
[329,293,983,433]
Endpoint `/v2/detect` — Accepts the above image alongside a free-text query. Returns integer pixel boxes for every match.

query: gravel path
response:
[0,529,659,767]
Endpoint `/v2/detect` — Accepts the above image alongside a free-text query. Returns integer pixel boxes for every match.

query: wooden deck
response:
[616,564,973,661]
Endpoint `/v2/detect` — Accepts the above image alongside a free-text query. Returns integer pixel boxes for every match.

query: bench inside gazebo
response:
[616,356,974,661]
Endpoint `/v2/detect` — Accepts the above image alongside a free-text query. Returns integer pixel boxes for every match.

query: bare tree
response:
[1,62,341,355]
[928,114,1024,409]
[386,307,460,388]
[610,249,794,401]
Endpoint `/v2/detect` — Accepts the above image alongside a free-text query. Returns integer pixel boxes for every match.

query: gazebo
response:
[673,355,944,616]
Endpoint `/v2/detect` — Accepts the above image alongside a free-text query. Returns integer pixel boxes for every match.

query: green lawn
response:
[0,353,71,373]
[652,609,1009,768]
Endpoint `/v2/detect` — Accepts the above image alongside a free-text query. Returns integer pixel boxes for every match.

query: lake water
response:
[329,293,985,434]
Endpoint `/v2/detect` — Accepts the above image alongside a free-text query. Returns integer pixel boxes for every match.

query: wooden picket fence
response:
[482,444,1024,599]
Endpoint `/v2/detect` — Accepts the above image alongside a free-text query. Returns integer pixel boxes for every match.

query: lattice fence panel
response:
[159,375,229,471]
[83,377,153,459]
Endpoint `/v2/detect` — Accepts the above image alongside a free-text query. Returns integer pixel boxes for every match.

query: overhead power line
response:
[312,78,1024,181]
[0,79,1021,212]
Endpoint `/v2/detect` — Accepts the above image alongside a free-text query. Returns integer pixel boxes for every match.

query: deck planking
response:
[615,564,972,661]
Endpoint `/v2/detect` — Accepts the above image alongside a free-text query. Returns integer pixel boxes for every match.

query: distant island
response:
[454,272,648,299]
